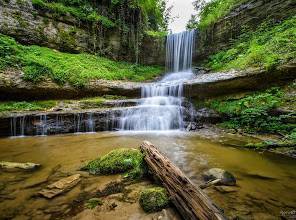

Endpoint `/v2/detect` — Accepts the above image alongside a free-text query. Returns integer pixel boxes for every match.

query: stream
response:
[0,132,296,219]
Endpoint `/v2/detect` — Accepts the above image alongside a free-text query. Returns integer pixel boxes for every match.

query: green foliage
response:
[145,30,167,38]
[31,0,167,31]
[32,0,115,28]
[86,12,115,28]
[85,198,103,209]
[0,100,57,112]
[0,34,163,87]
[81,148,146,180]
[22,62,53,83]
[198,0,247,30]
[204,87,296,135]
[139,187,169,213]
[207,17,296,71]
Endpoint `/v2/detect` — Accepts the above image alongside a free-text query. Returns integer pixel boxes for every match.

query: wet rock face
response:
[0,0,165,65]
[0,109,123,137]
[195,0,295,61]
[195,108,222,124]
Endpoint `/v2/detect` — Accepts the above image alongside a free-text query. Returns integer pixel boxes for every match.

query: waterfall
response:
[87,112,95,132]
[10,116,26,136]
[166,30,195,72]
[39,114,47,136]
[119,30,196,131]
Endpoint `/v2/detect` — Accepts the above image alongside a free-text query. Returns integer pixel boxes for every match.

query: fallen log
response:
[140,141,226,220]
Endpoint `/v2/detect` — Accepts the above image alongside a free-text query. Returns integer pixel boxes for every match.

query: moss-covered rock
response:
[81,148,146,179]
[85,198,103,209]
[139,187,169,213]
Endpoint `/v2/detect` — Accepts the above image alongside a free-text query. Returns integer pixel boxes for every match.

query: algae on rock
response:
[139,186,170,213]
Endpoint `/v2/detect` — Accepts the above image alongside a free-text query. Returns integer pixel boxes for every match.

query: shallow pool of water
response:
[0,131,295,219]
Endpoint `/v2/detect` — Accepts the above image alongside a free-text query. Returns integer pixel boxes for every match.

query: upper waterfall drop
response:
[166,30,195,73]
[118,30,196,131]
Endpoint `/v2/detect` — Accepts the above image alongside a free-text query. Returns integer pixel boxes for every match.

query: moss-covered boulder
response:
[139,187,170,213]
[81,148,146,179]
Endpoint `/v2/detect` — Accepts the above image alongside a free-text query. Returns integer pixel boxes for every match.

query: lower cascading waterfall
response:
[118,71,194,131]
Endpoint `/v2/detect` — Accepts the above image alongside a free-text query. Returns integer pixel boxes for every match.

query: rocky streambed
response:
[0,132,296,219]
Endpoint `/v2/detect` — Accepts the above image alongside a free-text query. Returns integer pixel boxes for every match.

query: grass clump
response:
[0,34,163,87]
[81,148,146,180]
[206,16,296,71]
[139,187,169,213]
[0,100,57,112]
[85,198,103,209]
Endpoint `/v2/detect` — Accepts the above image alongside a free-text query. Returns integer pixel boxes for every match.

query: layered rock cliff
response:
[0,0,165,65]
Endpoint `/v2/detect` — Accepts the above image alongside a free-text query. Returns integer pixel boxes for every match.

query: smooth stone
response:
[0,161,41,170]
[202,168,236,186]
[39,174,81,199]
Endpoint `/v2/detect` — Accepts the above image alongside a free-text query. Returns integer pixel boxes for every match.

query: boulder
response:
[0,161,41,170]
[39,174,81,199]
[201,168,236,188]
[186,122,203,131]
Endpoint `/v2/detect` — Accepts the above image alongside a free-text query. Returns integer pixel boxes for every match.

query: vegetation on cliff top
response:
[187,0,247,30]
[206,16,296,71]
[0,34,163,87]
[32,0,169,31]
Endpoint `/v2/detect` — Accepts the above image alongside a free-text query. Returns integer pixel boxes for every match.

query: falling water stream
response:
[119,30,196,131]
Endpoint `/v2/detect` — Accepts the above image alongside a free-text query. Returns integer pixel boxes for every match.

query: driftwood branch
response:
[140,141,226,220]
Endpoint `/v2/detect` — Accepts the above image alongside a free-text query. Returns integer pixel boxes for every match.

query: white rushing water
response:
[119,30,196,131]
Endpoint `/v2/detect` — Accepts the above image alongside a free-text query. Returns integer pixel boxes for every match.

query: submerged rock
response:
[201,168,236,188]
[214,186,238,194]
[0,161,41,170]
[39,174,81,199]
[139,187,170,213]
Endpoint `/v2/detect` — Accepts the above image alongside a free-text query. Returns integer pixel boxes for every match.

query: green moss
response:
[139,187,169,213]
[206,16,296,71]
[0,34,164,86]
[58,29,78,52]
[85,198,103,209]
[81,148,146,180]
[0,100,57,112]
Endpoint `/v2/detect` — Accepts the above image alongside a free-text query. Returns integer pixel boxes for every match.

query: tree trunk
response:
[140,141,227,220]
